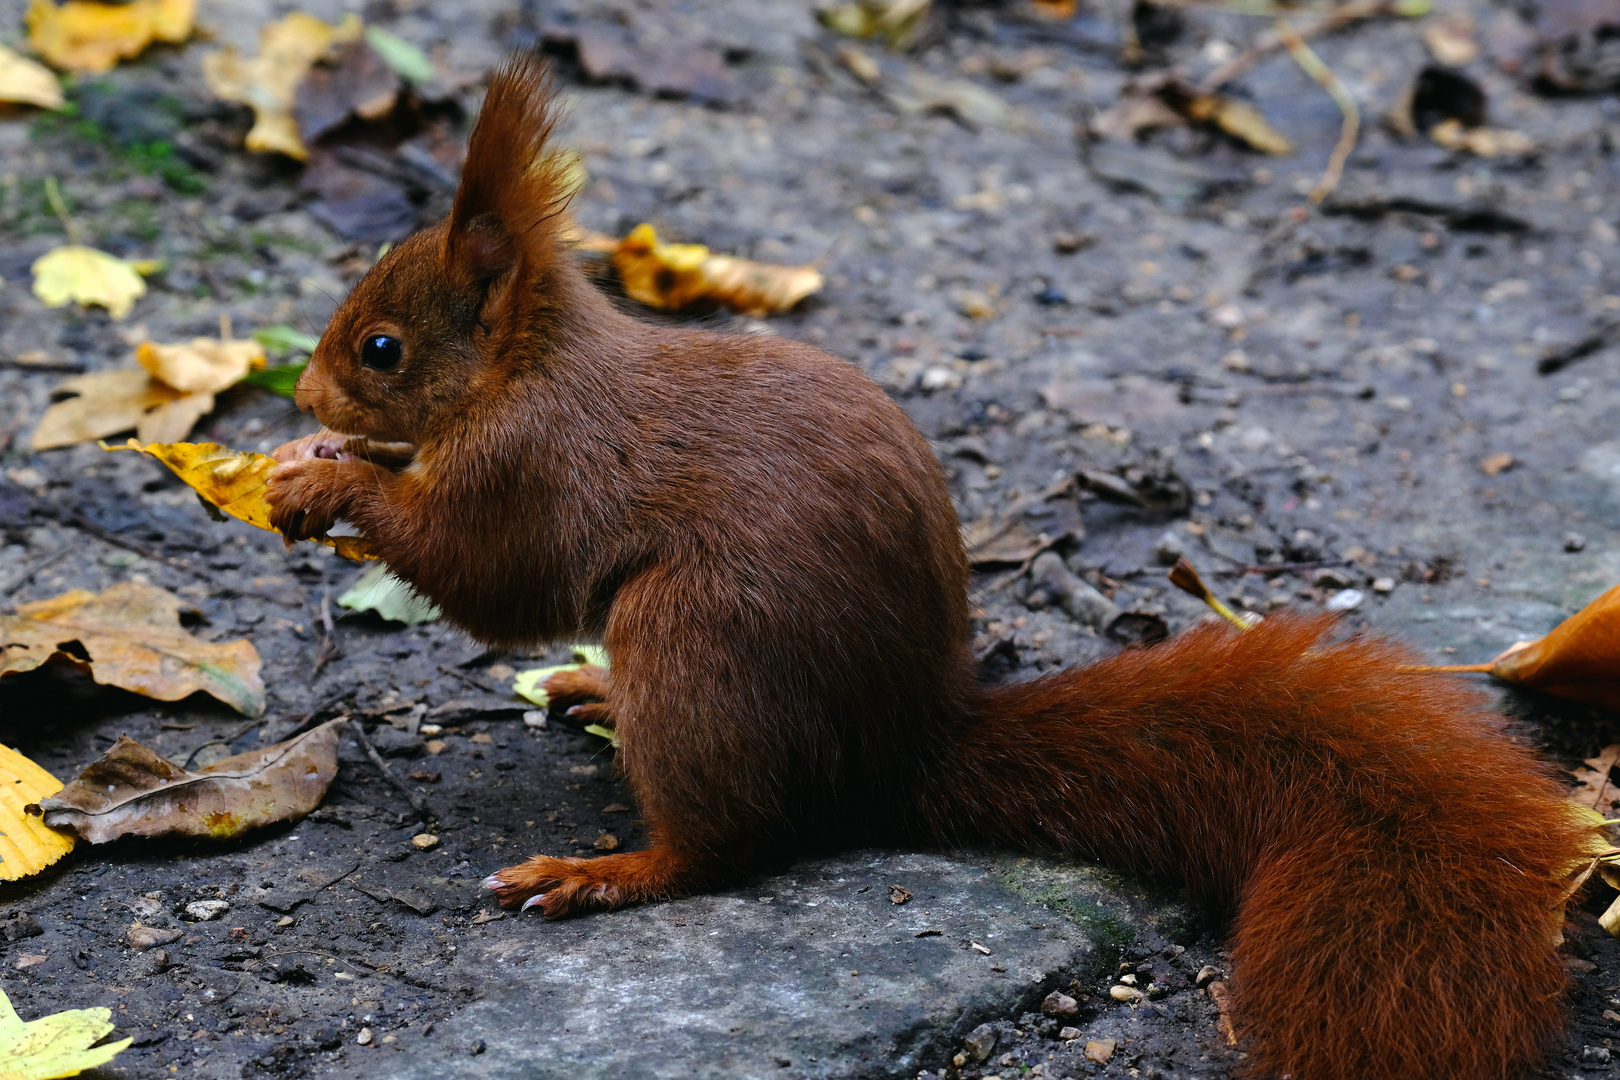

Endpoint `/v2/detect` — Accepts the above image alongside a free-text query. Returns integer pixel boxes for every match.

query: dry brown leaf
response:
[1183,93,1294,156]
[34,718,344,843]
[1484,582,1620,707]
[0,41,64,109]
[26,0,195,74]
[1429,118,1534,157]
[0,743,75,881]
[29,369,209,450]
[0,581,265,716]
[1572,745,1620,818]
[108,439,375,561]
[136,330,266,394]
[613,223,823,316]
[201,12,363,160]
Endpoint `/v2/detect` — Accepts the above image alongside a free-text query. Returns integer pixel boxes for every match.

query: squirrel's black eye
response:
[360,335,402,371]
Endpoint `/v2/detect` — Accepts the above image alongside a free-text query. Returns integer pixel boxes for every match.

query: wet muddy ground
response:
[2,0,1620,1076]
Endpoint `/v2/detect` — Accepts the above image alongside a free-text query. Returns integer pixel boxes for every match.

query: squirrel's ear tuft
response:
[446,54,569,284]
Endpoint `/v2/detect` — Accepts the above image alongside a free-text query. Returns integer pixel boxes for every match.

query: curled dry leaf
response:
[136,330,265,395]
[202,12,364,160]
[0,983,131,1079]
[30,368,202,450]
[26,0,194,74]
[0,42,64,109]
[0,581,265,716]
[30,244,153,320]
[1486,582,1620,707]
[613,223,823,316]
[816,0,933,50]
[107,439,375,561]
[0,743,75,881]
[35,718,345,844]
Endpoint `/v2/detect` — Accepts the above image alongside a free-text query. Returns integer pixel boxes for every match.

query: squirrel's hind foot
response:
[483,846,704,918]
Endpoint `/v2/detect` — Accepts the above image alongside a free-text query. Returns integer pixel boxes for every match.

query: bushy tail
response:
[926,615,1586,1080]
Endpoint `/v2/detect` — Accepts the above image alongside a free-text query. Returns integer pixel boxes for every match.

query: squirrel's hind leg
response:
[540,665,613,728]
[483,843,719,918]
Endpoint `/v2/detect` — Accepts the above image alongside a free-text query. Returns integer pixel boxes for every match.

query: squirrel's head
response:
[295,54,574,442]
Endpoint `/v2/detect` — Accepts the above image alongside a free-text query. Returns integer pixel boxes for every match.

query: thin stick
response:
[1200,0,1396,93]
[43,176,80,245]
[437,663,503,696]
[1,548,70,599]
[1276,18,1359,204]
[349,718,436,823]
[1398,663,1494,674]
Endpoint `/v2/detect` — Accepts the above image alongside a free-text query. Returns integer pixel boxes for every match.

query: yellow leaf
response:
[106,439,375,560]
[29,369,203,450]
[26,0,195,75]
[0,745,74,882]
[0,42,64,109]
[612,223,823,317]
[201,12,363,161]
[1184,94,1294,156]
[136,335,266,394]
[30,244,148,320]
[0,983,131,1079]
[0,581,265,715]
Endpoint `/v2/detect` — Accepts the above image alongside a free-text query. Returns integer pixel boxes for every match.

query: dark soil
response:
[2,0,1620,1076]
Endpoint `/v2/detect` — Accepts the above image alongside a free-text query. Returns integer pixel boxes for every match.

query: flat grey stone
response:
[381,852,1175,1080]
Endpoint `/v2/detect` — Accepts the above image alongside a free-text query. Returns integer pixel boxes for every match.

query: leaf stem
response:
[44,175,81,245]
[1276,18,1359,204]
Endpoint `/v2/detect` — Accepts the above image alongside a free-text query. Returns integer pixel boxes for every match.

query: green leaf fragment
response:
[251,325,319,356]
[364,27,436,84]
[241,362,306,396]
[336,563,440,625]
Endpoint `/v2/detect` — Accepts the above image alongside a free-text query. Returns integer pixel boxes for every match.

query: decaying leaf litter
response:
[3,0,1620,1074]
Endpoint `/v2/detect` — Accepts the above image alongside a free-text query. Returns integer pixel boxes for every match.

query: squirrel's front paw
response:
[266,459,347,541]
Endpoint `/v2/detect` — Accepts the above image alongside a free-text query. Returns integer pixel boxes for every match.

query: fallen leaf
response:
[540,22,736,105]
[1182,93,1293,156]
[834,44,1009,130]
[30,369,198,450]
[1429,118,1534,157]
[0,581,265,716]
[1423,11,1478,65]
[1084,1038,1117,1064]
[0,744,75,881]
[0,42,64,109]
[1479,583,1620,708]
[107,440,373,559]
[251,325,320,356]
[816,0,933,50]
[512,646,609,707]
[241,363,306,397]
[338,563,440,625]
[201,12,363,160]
[26,0,194,74]
[35,718,343,844]
[1572,746,1620,818]
[30,244,151,320]
[363,26,435,85]
[293,38,400,146]
[1096,77,1291,156]
[135,330,265,394]
[613,223,823,316]
[0,982,131,1078]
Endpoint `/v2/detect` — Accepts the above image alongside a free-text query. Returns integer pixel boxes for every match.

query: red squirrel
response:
[267,56,1590,1080]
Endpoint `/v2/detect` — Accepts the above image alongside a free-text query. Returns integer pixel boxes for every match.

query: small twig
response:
[1,548,71,599]
[61,510,209,580]
[182,718,263,770]
[312,589,340,677]
[1200,0,1397,94]
[1168,557,1255,631]
[1276,18,1359,204]
[264,689,351,744]
[44,176,80,245]
[1212,559,1349,577]
[349,718,436,823]
[437,664,504,696]
[0,357,85,374]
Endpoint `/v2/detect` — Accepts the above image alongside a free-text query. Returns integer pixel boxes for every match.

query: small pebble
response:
[1371,577,1396,594]
[1109,985,1143,1003]
[1153,530,1183,566]
[470,733,493,745]
[1195,964,1221,988]
[184,900,230,922]
[963,1023,997,1062]
[1084,1038,1117,1064]
[1480,452,1515,476]
[1311,567,1353,590]
[420,723,443,736]
[1325,589,1364,612]
[1119,973,1137,986]
[1058,1026,1082,1041]
[1041,991,1079,1017]
[1565,532,1587,553]
[126,924,183,950]
[276,917,295,928]
[411,833,440,850]
[523,710,547,729]
[357,1027,373,1046]
[470,1039,487,1056]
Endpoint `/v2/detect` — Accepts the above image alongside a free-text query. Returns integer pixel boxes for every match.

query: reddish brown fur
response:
[267,56,1588,1080]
